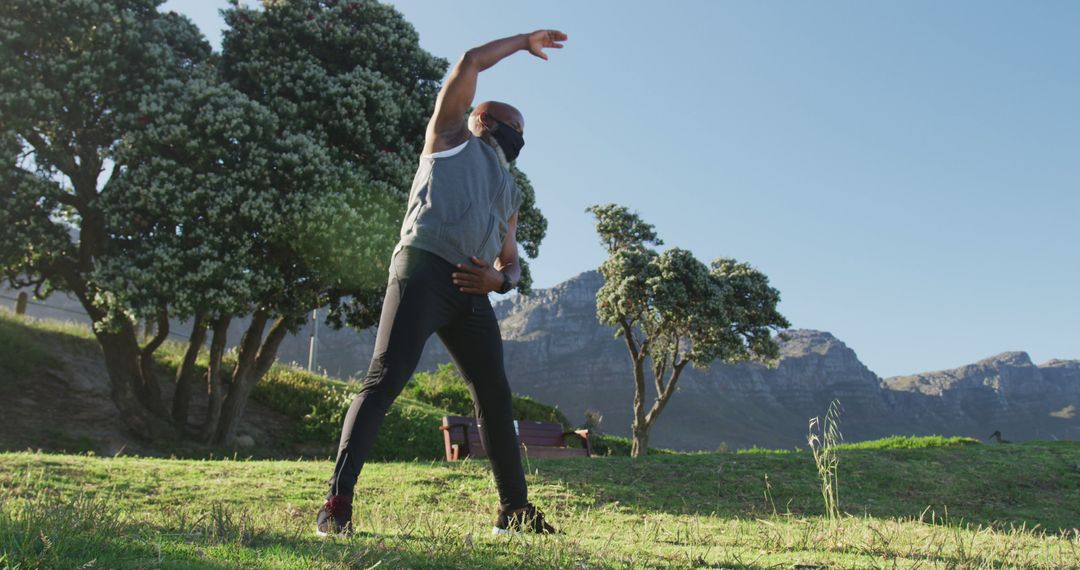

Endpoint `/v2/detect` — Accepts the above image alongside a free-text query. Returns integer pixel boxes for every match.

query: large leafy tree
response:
[0,0,548,444]
[0,0,216,438]
[587,204,790,456]
[219,0,546,294]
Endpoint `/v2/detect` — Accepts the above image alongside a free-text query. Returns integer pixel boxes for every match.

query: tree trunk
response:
[205,310,267,444]
[96,327,176,440]
[43,158,176,440]
[643,359,688,431]
[65,278,173,440]
[201,316,231,442]
[172,312,209,427]
[214,315,290,445]
[631,425,650,458]
[622,322,650,459]
[137,306,171,418]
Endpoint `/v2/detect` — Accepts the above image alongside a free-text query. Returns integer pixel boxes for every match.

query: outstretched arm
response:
[424,30,567,155]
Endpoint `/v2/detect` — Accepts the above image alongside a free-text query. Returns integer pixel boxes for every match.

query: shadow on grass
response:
[5,523,765,570]
[525,441,1080,532]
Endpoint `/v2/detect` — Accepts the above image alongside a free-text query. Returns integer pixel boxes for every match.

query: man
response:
[317,29,568,537]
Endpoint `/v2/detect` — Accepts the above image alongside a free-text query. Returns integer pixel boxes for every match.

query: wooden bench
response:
[439,415,591,461]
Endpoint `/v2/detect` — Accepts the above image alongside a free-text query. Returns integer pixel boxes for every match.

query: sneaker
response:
[492,502,558,535]
[316,494,353,537]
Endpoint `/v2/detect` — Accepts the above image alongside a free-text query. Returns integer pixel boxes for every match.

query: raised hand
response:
[526,29,568,61]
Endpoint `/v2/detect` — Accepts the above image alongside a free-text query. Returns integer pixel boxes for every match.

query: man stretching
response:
[317,29,568,537]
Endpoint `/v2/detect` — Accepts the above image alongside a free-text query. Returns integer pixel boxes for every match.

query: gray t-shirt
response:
[393,136,522,266]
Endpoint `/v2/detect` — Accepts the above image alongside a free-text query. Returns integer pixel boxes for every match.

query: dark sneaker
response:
[492,502,558,535]
[316,495,353,537]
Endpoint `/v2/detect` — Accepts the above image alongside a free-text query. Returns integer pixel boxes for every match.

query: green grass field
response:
[2,441,1078,569]
[2,312,1079,568]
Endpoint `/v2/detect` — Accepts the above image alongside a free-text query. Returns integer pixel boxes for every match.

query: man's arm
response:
[493,212,522,288]
[423,30,567,155]
[452,212,521,294]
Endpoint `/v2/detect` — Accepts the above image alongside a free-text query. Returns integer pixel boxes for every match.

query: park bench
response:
[438,415,591,461]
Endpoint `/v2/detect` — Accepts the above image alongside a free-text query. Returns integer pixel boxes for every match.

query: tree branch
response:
[22,129,78,177]
[253,316,290,380]
[644,360,689,429]
[137,305,170,415]
[653,350,668,397]
[140,305,170,357]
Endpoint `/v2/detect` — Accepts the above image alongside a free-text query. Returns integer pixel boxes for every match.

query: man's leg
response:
[328,248,459,497]
[436,294,528,511]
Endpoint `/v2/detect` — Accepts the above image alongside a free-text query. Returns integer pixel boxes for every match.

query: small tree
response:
[587,204,790,457]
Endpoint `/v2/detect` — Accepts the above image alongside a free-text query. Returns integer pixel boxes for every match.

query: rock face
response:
[883,352,1080,442]
[6,273,1078,450]
[339,270,1080,450]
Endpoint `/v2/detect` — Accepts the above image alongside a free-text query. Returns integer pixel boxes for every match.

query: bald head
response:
[468,101,524,138]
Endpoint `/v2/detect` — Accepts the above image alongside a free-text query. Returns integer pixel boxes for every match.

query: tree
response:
[586,204,790,457]
[1,0,549,444]
[1,0,216,438]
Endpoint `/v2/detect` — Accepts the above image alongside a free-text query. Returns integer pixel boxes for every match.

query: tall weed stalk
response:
[808,398,844,522]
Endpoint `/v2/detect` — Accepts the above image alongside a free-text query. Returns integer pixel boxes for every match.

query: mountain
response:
[5,272,1078,450]
[318,270,1080,450]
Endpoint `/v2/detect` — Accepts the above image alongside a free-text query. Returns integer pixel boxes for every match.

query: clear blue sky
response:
[163,1,1079,377]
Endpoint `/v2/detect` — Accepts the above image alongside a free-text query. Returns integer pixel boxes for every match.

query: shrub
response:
[252,363,446,461]
[404,363,571,426]
[838,435,981,450]
[402,363,474,416]
[590,434,675,456]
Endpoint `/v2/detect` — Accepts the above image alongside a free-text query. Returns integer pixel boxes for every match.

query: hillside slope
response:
[6,274,1079,451]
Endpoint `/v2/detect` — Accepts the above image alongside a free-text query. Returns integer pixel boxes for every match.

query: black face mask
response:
[487,116,524,163]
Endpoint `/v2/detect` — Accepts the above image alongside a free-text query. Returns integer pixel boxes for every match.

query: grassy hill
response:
[0,310,639,460]
[1,311,1078,568]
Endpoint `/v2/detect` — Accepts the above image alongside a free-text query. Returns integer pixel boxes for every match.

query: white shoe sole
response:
[316,526,353,538]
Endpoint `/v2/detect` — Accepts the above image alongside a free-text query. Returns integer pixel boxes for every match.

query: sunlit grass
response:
[1,446,1077,569]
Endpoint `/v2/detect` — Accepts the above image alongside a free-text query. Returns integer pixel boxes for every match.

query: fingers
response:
[452,273,487,294]
[454,263,482,275]
[452,269,484,286]
[529,30,566,60]
[453,260,494,294]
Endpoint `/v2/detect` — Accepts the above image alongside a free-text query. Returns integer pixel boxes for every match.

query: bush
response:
[248,361,584,461]
[838,435,982,450]
[589,434,675,456]
[404,363,571,426]
[252,364,446,461]
[402,363,474,416]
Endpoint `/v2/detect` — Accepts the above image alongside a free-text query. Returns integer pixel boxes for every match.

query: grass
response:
[0,314,56,376]
[1,441,1078,569]
[2,310,1079,567]
[838,435,982,450]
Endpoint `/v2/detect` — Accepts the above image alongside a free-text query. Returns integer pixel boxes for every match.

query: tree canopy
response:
[0,0,548,443]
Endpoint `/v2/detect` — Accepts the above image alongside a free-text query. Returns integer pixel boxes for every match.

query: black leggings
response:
[327,245,528,510]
